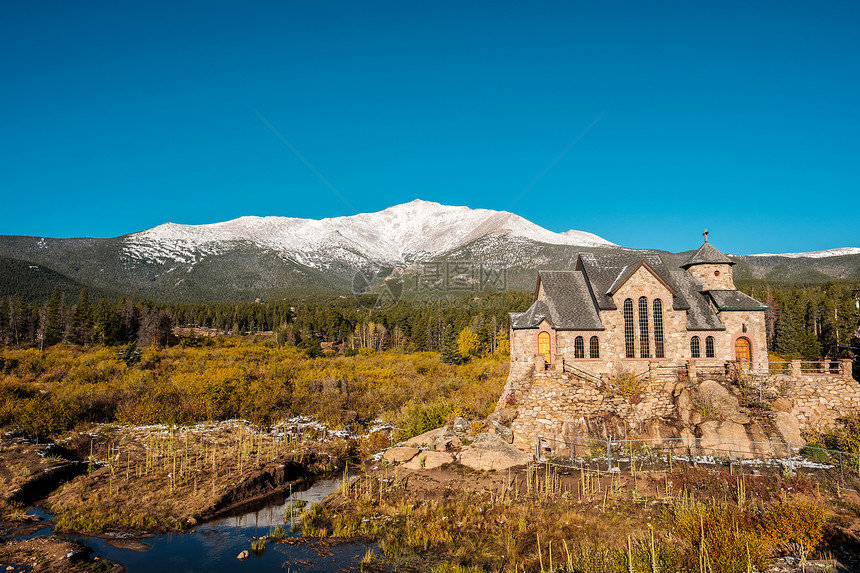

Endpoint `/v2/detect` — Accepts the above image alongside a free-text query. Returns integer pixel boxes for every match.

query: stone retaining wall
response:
[500,358,860,454]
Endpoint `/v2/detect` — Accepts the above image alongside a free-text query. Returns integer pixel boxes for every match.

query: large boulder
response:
[774,411,806,448]
[402,427,447,448]
[402,451,455,470]
[697,420,776,458]
[383,447,420,464]
[698,380,749,424]
[459,433,533,471]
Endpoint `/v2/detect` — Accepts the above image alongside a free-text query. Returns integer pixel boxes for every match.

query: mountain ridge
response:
[1,200,858,302]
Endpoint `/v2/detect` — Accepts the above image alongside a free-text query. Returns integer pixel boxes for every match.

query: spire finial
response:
[703,228,709,243]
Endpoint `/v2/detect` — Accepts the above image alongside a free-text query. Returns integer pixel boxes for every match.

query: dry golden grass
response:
[46,422,333,533]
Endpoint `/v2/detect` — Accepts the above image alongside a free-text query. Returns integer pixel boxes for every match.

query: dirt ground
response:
[0,537,122,573]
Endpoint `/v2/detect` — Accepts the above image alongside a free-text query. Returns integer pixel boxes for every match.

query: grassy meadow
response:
[0,339,509,439]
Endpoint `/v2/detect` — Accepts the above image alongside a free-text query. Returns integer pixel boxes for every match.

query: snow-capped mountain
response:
[2,200,858,302]
[746,247,860,259]
[122,199,616,270]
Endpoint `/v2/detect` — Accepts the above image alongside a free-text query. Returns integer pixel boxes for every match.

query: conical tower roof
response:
[681,241,735,268]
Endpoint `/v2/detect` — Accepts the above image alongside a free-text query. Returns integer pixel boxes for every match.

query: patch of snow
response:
[746,247,860,259]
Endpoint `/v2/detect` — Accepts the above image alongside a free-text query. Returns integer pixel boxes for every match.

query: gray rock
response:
[452,417,470,433]
[491,421,514,444]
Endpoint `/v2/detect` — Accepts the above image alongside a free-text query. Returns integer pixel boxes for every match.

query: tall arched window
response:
[638,296,650,358]
[705,336,715,358]
[653,299,664,359]
[623,299,635,358]
[574,336,584,358]
[538,331,550,363]
[589,336,600,359]
[690,336,700,359]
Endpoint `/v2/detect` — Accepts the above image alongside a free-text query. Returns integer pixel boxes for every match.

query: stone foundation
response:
[497,358,860,456]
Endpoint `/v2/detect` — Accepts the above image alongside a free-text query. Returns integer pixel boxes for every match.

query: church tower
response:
[680,229,736,291]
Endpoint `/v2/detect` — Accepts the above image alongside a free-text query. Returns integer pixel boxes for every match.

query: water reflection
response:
[13,477,384,572]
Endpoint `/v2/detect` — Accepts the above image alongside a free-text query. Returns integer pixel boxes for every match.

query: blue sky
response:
[2,1,858,254]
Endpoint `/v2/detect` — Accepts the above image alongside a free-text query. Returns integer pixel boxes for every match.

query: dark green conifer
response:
[440,323,463,365]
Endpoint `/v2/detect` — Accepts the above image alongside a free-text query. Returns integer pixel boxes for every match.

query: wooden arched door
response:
[735,337,751,364]
[538,332,550,364]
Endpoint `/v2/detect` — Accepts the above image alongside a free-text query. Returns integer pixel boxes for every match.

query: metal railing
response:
[535,434,860,492]
[562,361,602,384]
[801,361,841,374]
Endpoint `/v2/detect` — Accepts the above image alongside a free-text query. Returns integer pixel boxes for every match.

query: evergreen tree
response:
[440,324,464,365]
[92,299,121,345]
[43,288,62,347]
[70,288,92,345]
[0,297,9,345]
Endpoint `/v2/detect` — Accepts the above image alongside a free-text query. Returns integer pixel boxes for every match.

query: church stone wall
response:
[687,263,735,290]
[716,310,768,371]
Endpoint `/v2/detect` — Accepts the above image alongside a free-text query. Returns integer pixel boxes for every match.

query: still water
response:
[22,478,385,572]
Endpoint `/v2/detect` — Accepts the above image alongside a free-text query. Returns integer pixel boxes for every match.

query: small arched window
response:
[589,336,600,359]
[705,336,715,358]
[653,299,664,359]
[691,336,700,359]
[538,331,550,363]
[623,299,635,358]
[638,296,650,358]
[574,336,584,358]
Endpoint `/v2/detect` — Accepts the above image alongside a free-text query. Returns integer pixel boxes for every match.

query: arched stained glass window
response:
[623,299,635,358]
[638,296,650,358]
[691,336,700,359]
[589,336,600,359]
[574,336,584,358]
[705,336,715,358]
[653,299,664,358]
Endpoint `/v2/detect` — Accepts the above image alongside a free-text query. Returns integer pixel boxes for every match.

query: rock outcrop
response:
[458,433,533,471]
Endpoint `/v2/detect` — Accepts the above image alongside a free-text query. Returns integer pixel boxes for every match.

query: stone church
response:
[508,234,768,376]
[496,234,860,456]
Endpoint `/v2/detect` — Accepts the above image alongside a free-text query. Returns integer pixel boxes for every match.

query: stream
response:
[13,478,386,572]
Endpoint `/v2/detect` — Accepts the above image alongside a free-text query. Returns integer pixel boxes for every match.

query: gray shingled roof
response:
[511,249,765,334]
[538,271,604,330]
[680,242,735,268]
[669,271,726,330]
[708,290,769,311]
[510,299,551,329]
[576,252,676,310]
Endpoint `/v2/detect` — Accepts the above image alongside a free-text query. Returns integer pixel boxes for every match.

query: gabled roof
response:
[606,260,678,296]
[576,252,676,310]
[680,242,735,268]
[708,290,769,311]
[510,299,551,329]
[527,271,604,330]
[511,246,764,333]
